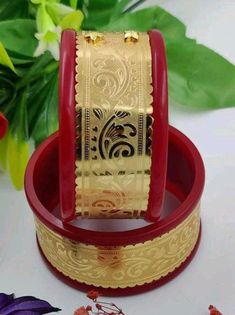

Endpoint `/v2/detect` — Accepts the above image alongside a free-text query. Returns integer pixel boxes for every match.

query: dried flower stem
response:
[74,291,125,315]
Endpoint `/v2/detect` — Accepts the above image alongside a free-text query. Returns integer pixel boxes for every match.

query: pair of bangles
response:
[25,30,205,295]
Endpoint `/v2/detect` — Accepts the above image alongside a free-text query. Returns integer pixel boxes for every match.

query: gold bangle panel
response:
[35,205,200,288]
[75,32,153,218]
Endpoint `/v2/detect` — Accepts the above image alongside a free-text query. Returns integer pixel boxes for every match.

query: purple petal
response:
[0,296,60,315]
[0,294,14,310]
[13,312,40,315]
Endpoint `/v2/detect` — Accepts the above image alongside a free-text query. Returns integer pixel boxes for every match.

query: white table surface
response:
[1,1,235,314]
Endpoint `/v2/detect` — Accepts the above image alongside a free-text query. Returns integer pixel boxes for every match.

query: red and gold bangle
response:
[25,126,205,296]
[59,30,168,222]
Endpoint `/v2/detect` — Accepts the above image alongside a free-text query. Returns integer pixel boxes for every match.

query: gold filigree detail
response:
[35,205,200,288]
[124,31,139,42]
[75,32,153,218]
[84,31,104,44]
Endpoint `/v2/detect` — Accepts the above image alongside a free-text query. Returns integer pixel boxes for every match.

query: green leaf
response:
[109,0,133,22]
[0,42,16,73]
[6,50,35,66]
[16,52,54,87]
[46,2,74,25]
[0,0,31,21]
[70,0,78,9]
[122,0,147,13]
[31,0,44,4]
[36,4,55,32]
[0,133,8,171]
[166,40,235,108]
[6,88,30,189]
[100,7,157,31]
[109,0,148,22]
[27,70,57,134]
[60,0,71,6]
[0,67,17,110]
[104,7,235,108]
[31,71,58,145]
[0,19,37,57]
[7,131,30,189]
[11,88,29,141]
[59,10,84,31]
[82,0,118,30]
[153,7,235,108]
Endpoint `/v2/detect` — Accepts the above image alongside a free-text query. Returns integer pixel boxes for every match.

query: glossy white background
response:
[0,1,235,314]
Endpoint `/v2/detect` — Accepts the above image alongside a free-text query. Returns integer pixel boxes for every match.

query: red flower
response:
[209,305,223,315]
[86,290,100,301]
[74,306,89,315]
[0,113,8,139]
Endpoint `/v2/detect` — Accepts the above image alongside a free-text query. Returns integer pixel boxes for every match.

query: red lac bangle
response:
[25,126,205,296]
[59,29,168,222]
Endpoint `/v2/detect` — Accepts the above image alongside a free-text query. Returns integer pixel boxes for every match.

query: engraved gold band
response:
[75,31,153,218]
[35,204,200,289]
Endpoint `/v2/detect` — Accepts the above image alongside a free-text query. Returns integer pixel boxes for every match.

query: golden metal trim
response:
[84,31,104,44]
[35,205,200,288]
[124,31,139,42]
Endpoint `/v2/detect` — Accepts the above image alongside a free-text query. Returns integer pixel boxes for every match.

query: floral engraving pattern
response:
[35,205,200,288]
[75,32,153,218]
